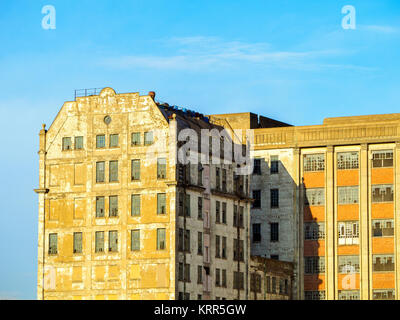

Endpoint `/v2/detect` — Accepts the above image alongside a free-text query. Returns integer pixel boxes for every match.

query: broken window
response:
[109,195,118,217]
[74,136,83,150]
[96,161,105,183]
[109,160,118,182]
[95,231,104,253]
[304,154,325,172]
[62,137,72,150]
[157,158,167,179]
[131,229,140,251]
[131,159,140,181]
[338,186,359,204]
[131,132,141,146]
[337,152,359,170]
[49,233,58,254]
[96,196,105,218]
[109,230,118,252]
[73,232,82,254]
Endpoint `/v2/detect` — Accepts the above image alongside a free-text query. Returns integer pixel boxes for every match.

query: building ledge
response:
[34,188,49,194]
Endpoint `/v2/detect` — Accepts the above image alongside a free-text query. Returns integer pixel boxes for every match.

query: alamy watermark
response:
[42,5,56,30]
[342,5,356,30]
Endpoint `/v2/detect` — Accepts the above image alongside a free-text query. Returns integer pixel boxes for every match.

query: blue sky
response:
[0,0,399,299]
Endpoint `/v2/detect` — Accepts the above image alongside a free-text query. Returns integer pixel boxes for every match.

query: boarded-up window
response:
[372,219,394,237]
[215,167,220,190]
[157,193,166,215]
[304,154,325,172]
[198,232,203,255]
[131,194,140,216]
[304,222,325,240]
[337,152,359,170]
[131,159,140,180]
[109,196,118,217]
[338,255,360,273]
[109,134,119,147]
[216,201,220,223]
[49,233,58,254]
[96,135,105,148]
[144,131,153,145]
[372,150,393,168]
[73,232,82,254]
[96,196,105,218]
[338,186,359,204]
[305,188,325,206]
[157,228,166,250]
[74,136,83,150]
[373,254,395,272]
[157,158,166,179]
[109,231,118,252]
[222,237,227,258]
[95,231,104,253]
[372,184,394,202]
[215,235,220,258]
[62,137,72,150]
[109,160,118,182]
[96,162,105,183]
[131,132,141,146]
[131,230,140,251]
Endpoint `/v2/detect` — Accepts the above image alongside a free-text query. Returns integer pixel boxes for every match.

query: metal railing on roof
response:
[74,88,103,100]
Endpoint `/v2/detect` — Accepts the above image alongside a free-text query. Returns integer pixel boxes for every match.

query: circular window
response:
[104,116,112,125]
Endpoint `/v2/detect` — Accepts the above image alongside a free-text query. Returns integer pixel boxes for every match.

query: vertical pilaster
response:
[360,143,370,300]
[293,147,302,299]
[325,146,335,299]
[395,142,400,300]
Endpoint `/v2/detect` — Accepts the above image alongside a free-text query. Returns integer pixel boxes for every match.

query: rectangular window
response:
[178,228,184,252]
[131,132,141,146]
[233,272,244,290]
[108,231,118,252]
[198,197,203,220]
[198,163,203,186]
[216,201,220,223]
[373,289,395,300]
[131,159,140,181]
[131,194,140,216]
[338,221,359,245]
[184,230,190,253]
[253,223,261,242]
[95,231,104,253]
[96,135,105,148]
[184,194,190,217]
[304,154,325,172]
[272,277,276,293]
[109,160,118,182]
[62,137,72,150]
[215,268,221,286]
[372,184,394,202]
[157,228,166,250]
[250,273,262,293]
[304,222,325,240]
[109,134,119,147]
[271,255,279,260]
[157,193,166,215]
[215,235,220,258]
[109,195,118,217]
[157,158,167,179]
[253,190,261,208]
[253,159,261,175]
[215,167,220,190]
[184,264,190,282]
[198,232,203,255]
[178,263,184,281]
[49,233,58,254]
[74,136,83,150]
[266,276,271,293]
[222,269,227,287]
[233,205,238,227]
[233,239,244,261]
[279,279,285,295]
[222,202,227,224]
[337,152,359,170]
[222,237,227,259]
[197,265,203,284]
[372,150,393,168]
[178,193,184,216]
[305,188,325,206]
[304,291,325,300]
[305,256,325,274]
[222,169,227,191]
[131,229,140,251]
[270,189,279,208]
[372,219,394,237]
[338,186,359,204]
[373,254,395,272]
[73,232,82,254]
[338,290,360,300]
[96,196,105,218]
[270,223,279,242]
[96,161,105,183]
[338,255,360,273]
[270,155,279,174]
[144,131,153,145]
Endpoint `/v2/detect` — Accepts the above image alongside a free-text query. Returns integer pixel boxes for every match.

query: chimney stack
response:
[148,91,156,101]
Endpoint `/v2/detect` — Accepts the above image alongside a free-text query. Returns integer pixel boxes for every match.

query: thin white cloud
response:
[361,25,398,34]
[100,36,368,72]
